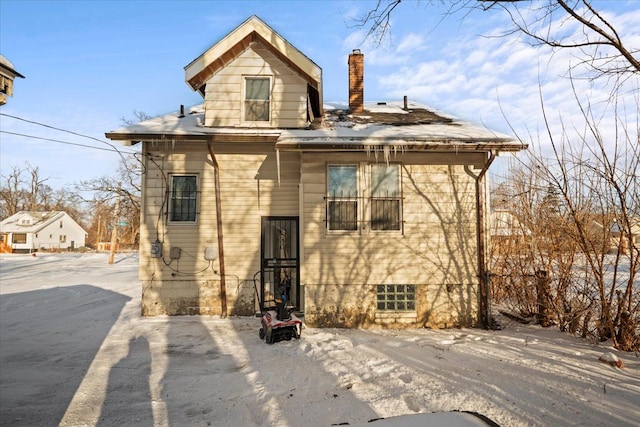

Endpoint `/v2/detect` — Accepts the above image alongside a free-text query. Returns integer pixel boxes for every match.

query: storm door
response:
[260,217,300,312]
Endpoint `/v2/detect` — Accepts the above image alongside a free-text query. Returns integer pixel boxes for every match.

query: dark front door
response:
[261,217,299,312]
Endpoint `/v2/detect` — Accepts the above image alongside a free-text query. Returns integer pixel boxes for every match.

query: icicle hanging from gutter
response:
[276,148,281,187]
[364,143,406,165]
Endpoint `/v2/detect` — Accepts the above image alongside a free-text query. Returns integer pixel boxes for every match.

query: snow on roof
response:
[0,211,65,233]
[106,101,526,153]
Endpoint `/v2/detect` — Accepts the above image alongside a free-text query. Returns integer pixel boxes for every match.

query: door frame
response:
[260,216,300,311]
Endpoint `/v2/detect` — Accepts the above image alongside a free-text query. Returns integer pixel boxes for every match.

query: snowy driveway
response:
[1,253,639,426]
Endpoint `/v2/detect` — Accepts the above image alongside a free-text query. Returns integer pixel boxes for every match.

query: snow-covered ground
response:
[1,253,638,427]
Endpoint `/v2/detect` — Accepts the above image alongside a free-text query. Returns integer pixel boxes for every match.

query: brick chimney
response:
[348,49,364,114]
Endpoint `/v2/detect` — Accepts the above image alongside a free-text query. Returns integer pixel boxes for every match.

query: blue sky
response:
[1,0,638,189]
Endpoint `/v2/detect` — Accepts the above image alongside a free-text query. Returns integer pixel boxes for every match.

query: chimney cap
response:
[351,49,362,55]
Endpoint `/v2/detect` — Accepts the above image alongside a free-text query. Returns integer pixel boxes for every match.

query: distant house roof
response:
[0,211,85,234]
[106,101,526,154]
[611,217,640,235]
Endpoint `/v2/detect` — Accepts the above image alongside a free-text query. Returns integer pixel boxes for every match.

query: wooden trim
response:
[187,32,320,94]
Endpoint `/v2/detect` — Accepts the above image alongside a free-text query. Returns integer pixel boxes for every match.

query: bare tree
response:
[120,109,152,126]
[492,83,639,350]
[78,156,141,246]
[77,111,146,247]
[26,163,49,211]
[1,163,58,218]
[357,1,639,81]
[0,165,25,218]
[0,162,89,232]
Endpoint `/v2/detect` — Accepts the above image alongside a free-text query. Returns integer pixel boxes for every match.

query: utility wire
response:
[0,130,137,155]
[0,112,134,159]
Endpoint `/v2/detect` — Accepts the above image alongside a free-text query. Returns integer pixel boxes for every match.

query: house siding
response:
[137,144,485,328]
[300,152,482,328]
[139,141,300,316]
[203,44,308,128]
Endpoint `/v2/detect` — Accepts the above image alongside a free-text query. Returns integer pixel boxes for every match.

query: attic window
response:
[244,77,270,121]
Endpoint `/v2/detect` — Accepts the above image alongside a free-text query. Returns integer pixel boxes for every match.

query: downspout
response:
[207,141,227,317]
[465,150,496,329]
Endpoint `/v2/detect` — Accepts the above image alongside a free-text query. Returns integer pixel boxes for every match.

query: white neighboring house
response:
[0,211,87,253]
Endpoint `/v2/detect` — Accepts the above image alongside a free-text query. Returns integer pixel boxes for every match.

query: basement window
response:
[377,284,415,311]
[244,77,271,122]
[169,175,198,223]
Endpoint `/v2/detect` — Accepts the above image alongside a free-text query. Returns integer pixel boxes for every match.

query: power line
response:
[0,130,137,155]
[0,112,134,158]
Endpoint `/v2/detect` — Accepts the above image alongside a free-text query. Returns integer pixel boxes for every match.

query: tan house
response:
[106,16,526,328]
[611,217,640,255]
[0,54,25,106]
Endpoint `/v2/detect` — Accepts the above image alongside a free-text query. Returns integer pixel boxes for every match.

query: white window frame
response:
[168,174,199,224]
[242,76,272,124]
[369,163,402,231]
[326,164,360,232]
[326,163,403,234]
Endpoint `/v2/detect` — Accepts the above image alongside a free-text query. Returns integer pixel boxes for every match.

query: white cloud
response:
[396,33,426,54]
[371,3,639,163]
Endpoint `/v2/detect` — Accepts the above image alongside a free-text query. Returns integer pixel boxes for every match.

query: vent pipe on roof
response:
[403,95,408,110]
[348,49,364,114]
[178,105,185,118]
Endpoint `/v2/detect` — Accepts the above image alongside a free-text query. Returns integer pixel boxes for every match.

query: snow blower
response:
[253,271,302,344]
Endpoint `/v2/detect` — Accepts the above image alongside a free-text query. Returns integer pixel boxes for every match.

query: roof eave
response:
[105,132,281,145]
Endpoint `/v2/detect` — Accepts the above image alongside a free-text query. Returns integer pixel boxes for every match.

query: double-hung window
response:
[244,77,270,122]
[370,164,401,230]
[170,175,198,223]
[326,163,402,232]
[327,165,358,230]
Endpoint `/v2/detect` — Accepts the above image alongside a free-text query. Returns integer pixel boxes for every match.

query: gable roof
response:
[184,15,322,98]
[0,211,85,234]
